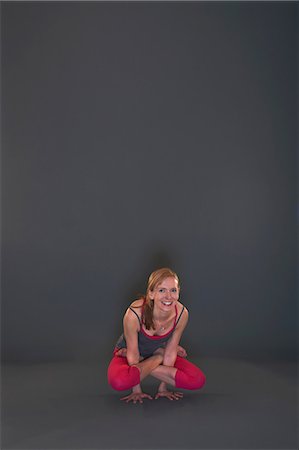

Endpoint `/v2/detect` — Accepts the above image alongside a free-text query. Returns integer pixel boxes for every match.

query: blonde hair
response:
[141,267,180,330]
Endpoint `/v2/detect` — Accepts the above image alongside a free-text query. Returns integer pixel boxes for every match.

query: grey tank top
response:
[114,303,185,358]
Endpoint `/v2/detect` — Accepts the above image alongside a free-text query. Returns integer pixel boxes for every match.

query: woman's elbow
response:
[163,351,177,366]
[126,351,140,366]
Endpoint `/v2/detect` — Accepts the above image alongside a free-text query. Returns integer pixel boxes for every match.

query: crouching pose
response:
[107,267,206,403]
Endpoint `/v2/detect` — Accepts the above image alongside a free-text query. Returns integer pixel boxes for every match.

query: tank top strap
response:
[129,307,142,325]
[173,304,178,323]
[175,306,185,326]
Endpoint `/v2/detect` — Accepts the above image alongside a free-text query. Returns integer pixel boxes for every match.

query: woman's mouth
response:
[161,301,172,306]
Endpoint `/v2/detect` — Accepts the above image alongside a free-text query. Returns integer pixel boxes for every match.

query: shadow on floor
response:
[1,357,297,449]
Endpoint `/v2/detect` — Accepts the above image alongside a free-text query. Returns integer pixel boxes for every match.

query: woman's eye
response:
[171,289,177,293]
[159,289,165,293]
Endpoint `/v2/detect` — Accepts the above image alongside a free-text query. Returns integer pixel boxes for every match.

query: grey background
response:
[1,2,298,450]
[2,1,298,363]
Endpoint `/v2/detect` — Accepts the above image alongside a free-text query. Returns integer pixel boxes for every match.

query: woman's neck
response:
[152,305,175,322]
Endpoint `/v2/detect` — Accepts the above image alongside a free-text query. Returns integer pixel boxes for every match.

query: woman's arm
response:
[123,308,163,376]
[123,308,140,365]
[163,306,189,367]
[153,307,189,398]
[122,307,163,403]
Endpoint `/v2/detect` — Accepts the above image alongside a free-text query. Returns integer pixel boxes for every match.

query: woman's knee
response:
[175,366,206,390]
[107,363,140,391]
[108,376,131,391]
[189,369,206,390]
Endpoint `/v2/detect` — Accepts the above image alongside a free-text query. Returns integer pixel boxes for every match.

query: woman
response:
[107,267,206,403]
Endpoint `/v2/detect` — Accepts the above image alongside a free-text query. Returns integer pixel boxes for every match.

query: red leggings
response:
[107,355,206,391]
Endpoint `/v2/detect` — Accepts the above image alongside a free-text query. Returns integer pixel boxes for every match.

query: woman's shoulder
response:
[177,301,189,318]
[129,298,145,309]
[123,298,144,321]
[123,298,143,329]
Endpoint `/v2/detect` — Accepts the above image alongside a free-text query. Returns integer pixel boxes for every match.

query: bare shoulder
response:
[130,298,144,308]
[177,301,189,316]
[123,299,143,329]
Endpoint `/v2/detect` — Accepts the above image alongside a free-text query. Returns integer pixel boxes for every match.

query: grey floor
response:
[1,357,298,450]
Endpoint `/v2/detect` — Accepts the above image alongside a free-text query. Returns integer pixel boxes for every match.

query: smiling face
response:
[149,276,180,313]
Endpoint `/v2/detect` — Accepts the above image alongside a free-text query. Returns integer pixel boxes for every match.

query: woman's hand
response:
[153,347,165,357]
[155,390,184,401]
[115,348,127,357]
[120,383,152,404]
[115,348,144,362]
[177,345,187,358]
[120,391,153,404]
[155,381,183,401]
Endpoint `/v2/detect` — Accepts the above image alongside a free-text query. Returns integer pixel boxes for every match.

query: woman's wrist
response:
[162,353,177,367]
[158,381,167,392]
[132,384,142,393]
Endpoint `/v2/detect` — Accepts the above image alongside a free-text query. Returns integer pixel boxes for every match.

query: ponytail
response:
[143,297,155,330]
[131,295,155,330]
